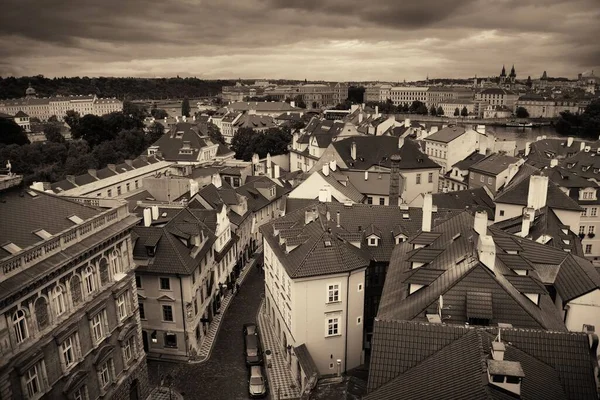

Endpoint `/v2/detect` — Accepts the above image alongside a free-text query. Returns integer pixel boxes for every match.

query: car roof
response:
[245,335,258,345]
[250,366,262,375]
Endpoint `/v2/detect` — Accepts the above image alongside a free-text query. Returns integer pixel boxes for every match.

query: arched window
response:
[70,275,83,306]
[83,266,95,295]
[53,286,66,317]
[12,309,28,343]
[35,297,50,330]
[110,250,122,276]
[99,258,110,286]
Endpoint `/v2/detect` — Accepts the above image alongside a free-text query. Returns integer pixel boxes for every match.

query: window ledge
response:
[326,300,341,305]
[324,334,342,339]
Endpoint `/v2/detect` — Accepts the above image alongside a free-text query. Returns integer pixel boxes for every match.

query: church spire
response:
[500,65,506,77]
[509,64,516,77]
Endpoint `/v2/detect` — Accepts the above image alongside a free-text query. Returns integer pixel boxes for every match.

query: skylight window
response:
[34,229,52,240]
[2,242,22,254]
[68,215,84,224]
[26,191,38,197]
[402,213,410,219]
[324,240,332,247]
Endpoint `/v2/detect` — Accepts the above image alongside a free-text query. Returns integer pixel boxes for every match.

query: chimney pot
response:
[322,163,330,177]
[364,171,368,180]
[143,208,152,227]
[422,193,433,232]
[336,211,340,227]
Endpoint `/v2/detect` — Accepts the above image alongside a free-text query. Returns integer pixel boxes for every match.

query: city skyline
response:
[0,0,599,81]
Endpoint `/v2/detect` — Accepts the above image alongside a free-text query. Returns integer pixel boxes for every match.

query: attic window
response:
[146,246,156,257]
[567,163,575,168]
[34,229,52,240]
[408,283,424,294]
[524,293,540,306]
[26,191,38,197]
[402,213,410,219]
[175,131,184,138]
[582,165,590,171]
[452,233,461,241]
[368,237,378,247]
[2,242,22,254]
[324,240,332,247]
[455,255,466,265]
[68,215,84,224]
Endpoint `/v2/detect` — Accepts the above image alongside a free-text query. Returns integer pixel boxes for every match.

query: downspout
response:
[177,274,189,357]
[344,271,350,373]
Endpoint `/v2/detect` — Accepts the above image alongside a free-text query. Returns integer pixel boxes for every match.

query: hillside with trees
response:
[0,76,235,100]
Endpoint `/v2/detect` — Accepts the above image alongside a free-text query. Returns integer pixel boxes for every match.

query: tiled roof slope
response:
[378,212,566,331]
[366,320,598,399]
[317,170,365,203]
[489,227,600,303]
[132,207,217,275]
[526,138,586,168]
[432,187,495,219]
[151,122,218,162]
[546,165,596,189]
[469,153,520,176]
[260,203,462,277]
[332,137,440,170]
[232,113,276,129]
[424,125,467,143]
[492,207,584,255]
[452,151,487,170]
[296,118,345,149]
[495,173,582,212]
[0,188,102,258]
[235,175,292,213]
[225,101,301,113]
[562,145,600,180]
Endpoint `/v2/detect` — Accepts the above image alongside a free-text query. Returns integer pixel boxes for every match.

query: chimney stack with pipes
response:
[519,207,535,238]
[527,174,549,211]
[389,154,401,207]
[477,234,496,272]
[329,160,337,171]
[318,188,332,203]
[422,193,433,232]
[322,163,330,177]
[151,205,159,220]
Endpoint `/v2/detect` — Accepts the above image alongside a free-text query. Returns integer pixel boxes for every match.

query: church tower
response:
[25,83,37,99]
[499,65,506,84]
[509,65,516,83]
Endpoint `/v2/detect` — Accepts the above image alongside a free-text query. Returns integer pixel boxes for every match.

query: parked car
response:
[243,323,259,337]
[248,365,268,398]
[244,334,263,366]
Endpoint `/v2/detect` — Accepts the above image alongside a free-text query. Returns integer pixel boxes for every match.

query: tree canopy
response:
[454,107,460,116]
[206,122,225,145]
[556,99,600,139]
[43,122,65,143]
[436,106,444,116]
[515,107,530,118]
[410,101,428,115]
[0,118,30,146]
[231,127,292,161]
[181,98,191,117]
[461,106,469,117]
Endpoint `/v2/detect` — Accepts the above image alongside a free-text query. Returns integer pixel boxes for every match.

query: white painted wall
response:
[289,173,355,203]
[565,289,600,332]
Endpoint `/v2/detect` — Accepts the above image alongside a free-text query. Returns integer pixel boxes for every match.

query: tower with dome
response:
[25,83,37,99]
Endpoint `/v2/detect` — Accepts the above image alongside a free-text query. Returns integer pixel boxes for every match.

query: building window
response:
[416,174,421,184]
[135,275,142,288]
[586,244,592,254]
[60,333,80,371]
[160,277,171,290]
[487,177,493,184]
[98,358,114,388]
[326,317,340,336]
[70,276,83,306]
[83,266,95,296]
[327,284,340,303]
[367,197,373,204]
[582,208,588,216]
[126,183,130,192]
[116,292,130,321]
[428,172,433,183]
[499,210,505,217]
[90,310,107,344]
[592,208,598,217]
[123,336,136,364]
[162,305,174,322]
[589,226,595,234]
[138,303,145,319]
[480,175,484,182]
[73,385,89,400]
[117,186,122,196]
[12,309,28,344]
[379,197,385,205]
[580,225,586,235]
[134,180,139,189]
[107,189,112,197]
[164,332,177,348]
[110,251,122,276]
[24,362,45,399]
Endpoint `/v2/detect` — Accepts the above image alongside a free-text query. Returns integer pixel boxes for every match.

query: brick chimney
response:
[422,193,433,232]
[322,163,330,177]
[477,234,496,271]
[519,207,535,237]
[527,174,549,211]
[389,154,401,207]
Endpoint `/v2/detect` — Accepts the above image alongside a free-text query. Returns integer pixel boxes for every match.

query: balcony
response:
[1,202,130,281]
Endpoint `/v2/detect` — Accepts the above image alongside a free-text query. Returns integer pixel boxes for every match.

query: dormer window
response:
[146,246,156,257]
[408,283,424,294]
[567,162,575,168]
[368,237,378,246]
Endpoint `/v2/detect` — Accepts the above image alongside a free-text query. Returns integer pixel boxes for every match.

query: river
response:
[488,125,562,151]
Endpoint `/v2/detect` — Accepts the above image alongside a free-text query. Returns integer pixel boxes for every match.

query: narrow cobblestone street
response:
[148,264,267,400]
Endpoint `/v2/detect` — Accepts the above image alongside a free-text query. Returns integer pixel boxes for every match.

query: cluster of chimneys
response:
[143,205,160,227]
[252,153,281,179]
[321,160,337,176]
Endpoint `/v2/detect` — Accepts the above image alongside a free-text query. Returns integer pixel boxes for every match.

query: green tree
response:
[151,108,169,119]
[43,122,65,143]
[122,101,147,123]
[293,95,306,109]
[515,107,530,118]
[454,107,460,116]
[436,106,444,116]
[146,122,165,145]
[48,115,59,123]
[410,101,428,115]
[461,106,469,117]
[0,117,29,145]
[231,127,256,161]
[429,105,437,116]
[64,110,80,129]
[71,114,113,147]
[181,97,191,117]
[557,99,600,138]
[208,123,226,145]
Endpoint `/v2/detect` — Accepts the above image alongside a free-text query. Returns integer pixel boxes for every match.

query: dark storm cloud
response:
[0,0,598,79]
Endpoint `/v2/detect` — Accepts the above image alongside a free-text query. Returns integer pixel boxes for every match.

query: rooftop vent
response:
[2,242,22,255]
[68,215,84,224]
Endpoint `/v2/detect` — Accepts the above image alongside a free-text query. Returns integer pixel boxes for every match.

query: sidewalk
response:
[257,301,302,400]
[193,252,260,363]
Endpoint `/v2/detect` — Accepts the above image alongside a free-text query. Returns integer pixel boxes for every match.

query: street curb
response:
[189,255,260,364]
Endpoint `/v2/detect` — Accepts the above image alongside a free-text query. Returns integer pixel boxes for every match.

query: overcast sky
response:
[0,0,598,81]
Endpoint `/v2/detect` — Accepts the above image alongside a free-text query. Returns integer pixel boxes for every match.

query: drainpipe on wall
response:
[178,274,189,358]
[344,272,350,373]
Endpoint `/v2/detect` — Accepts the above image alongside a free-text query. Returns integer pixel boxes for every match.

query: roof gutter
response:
[177,274,189,358]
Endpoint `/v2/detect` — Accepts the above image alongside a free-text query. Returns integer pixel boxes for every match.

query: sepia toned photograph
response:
[0,1,599,399]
